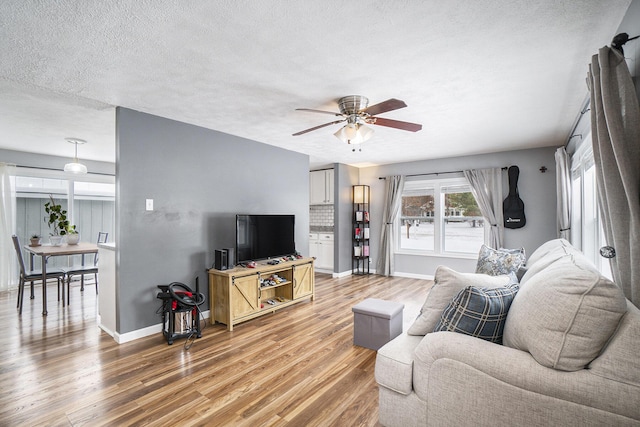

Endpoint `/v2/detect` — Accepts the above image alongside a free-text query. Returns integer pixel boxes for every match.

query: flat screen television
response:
[236,214,296,264]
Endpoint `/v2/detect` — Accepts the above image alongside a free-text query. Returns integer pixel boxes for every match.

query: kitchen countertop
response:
[310,226,334,233]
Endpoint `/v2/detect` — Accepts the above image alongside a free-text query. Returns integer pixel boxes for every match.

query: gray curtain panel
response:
[555,147,571,241]
[463,168,504,249]
[0,163,17,292]
[587,46,640,308]
[377,175,404,277]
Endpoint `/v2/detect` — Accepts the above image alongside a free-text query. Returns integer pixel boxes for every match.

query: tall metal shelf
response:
[352,185,370,275]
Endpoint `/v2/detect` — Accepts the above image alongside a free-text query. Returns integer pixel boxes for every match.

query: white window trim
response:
[570,134,611,278]
[395,176,486,259]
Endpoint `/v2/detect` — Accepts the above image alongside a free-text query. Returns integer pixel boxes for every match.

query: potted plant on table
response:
[44,194,70,246]
[30,234,42,246]
[65,224,80,245]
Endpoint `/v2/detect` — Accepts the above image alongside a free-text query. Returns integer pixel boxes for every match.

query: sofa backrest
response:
[519,238,582,285]
[524,238,575,267]
[503,239,628,371]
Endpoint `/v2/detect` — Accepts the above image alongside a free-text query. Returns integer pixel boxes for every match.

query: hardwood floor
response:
[0,273,432,426]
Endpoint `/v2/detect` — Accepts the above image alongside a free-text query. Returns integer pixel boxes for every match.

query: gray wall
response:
[358,147,557,277]
[116,108,310,334]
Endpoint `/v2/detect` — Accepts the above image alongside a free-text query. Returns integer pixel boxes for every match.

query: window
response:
[14,169,115,269]
[570,136,611,278]
[398,177,485,256]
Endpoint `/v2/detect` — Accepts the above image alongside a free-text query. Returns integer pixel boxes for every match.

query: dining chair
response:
[12,235,66,314]
[64,232,107,304]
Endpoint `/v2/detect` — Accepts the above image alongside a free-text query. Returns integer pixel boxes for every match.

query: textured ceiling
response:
[0,1,631,168]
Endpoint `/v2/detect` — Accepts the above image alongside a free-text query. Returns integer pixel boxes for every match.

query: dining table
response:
[23,241,99,315]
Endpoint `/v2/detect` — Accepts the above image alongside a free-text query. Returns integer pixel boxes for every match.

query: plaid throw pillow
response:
[433,283,519,344]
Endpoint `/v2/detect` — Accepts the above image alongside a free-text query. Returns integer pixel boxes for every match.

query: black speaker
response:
[225,248,235,269]
[214,249,228,270]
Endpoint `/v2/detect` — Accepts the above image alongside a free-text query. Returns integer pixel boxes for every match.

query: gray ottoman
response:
[352,298,404,350]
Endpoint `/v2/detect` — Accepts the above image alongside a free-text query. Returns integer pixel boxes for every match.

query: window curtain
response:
[0,163,17,291]
[463,168,503,249]
[555,147,571,240]
[377,175,404,276]
[587,46,640,308]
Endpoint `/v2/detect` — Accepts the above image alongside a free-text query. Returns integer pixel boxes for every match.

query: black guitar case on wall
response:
[503,166,526,229]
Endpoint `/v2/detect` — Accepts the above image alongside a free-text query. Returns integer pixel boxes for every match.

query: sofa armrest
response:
[375,333,424,395]
[412,331,639,422]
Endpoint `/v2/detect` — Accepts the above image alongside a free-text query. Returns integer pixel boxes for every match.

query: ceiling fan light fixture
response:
[294,96,420,140]
[357,124,374,142]
[63,138,88,174]
[344,123,359,140]
[333,123,374,145]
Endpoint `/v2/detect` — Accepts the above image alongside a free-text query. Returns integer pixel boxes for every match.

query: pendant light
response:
[64,138,88,174]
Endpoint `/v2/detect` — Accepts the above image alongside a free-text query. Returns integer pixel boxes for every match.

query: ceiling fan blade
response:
[292,119,345,136]
[371,117,422,132]
[362,98,407,116]
[296,108,343,117]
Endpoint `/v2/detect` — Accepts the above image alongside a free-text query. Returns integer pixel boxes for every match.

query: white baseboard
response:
[105,309,211,344]
[392,271,435,280]
[97,315,117,339]
[116,323,163,344]
[316,268,355,278]
[333,270,352,278]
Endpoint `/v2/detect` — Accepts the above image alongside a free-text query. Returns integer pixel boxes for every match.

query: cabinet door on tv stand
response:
[293,262,314,300]
[231,274,260,319]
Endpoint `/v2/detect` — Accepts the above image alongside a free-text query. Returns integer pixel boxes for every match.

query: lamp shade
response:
[357,125,374,142]
[64,162,88,174]
[353,185,370,204]
[64,138,88,174]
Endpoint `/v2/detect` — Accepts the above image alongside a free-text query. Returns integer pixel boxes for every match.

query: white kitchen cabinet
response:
[309,232,334,270]
[309,233,320,260]
[310,170,334,205]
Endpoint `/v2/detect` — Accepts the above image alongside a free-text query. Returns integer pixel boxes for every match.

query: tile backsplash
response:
[310,205,334,228]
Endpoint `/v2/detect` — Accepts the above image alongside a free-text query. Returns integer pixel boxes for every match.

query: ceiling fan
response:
[292,95,422,147]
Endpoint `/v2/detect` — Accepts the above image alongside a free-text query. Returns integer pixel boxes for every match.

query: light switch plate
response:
[146,199,153,211]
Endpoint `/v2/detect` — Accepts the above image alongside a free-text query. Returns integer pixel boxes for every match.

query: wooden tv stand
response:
[208,257,314,331]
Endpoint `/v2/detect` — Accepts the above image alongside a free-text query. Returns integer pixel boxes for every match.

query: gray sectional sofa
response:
[375,239,640,426]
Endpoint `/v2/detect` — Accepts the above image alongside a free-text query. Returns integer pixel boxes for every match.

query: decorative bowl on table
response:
[66,233,80,245]
[50,235,64,246]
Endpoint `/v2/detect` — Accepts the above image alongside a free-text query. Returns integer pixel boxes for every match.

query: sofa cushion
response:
[525,238,570,266]
[503,253,627,371]
[375,333,424,395]
[475,244,525,276]
[433,283,519,344]
[407,266,513,336]
[520,239,583,286]
[588,301,640,386]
